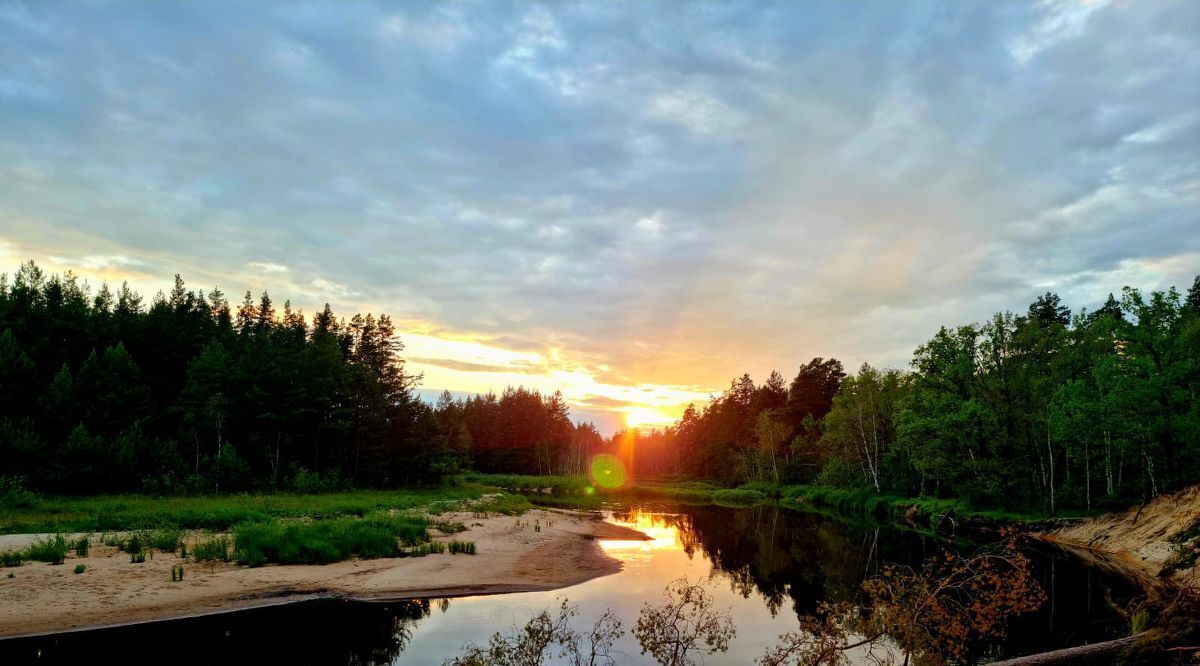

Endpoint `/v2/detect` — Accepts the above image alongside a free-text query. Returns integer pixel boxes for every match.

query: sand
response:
[1040,484,1200,590]
[0,509,648,638]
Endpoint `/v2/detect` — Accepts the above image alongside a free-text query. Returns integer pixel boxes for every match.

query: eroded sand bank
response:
[0,509,648,638]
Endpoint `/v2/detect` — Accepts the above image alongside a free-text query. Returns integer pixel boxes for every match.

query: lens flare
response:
[589,453,627,489]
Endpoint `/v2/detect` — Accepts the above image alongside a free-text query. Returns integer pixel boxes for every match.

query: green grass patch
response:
[711,488,768,506]
[74,536,89,557]
[2,551,22,567]
[25,534,68,564]
[0,487,492,535]
[447,540,476,555]
[73,563,86,574]
[233,513,429,566]
[192,535,232,562]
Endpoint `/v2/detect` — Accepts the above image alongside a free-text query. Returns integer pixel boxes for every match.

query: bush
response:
[0,475,38,509]
[447,540,476,555]
[148,527,183,553]
[2,551,22,567]
[26,534,68,564]
[74,536,89,557]
[73,563,86,574]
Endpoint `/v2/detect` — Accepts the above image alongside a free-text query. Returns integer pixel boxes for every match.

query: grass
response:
[74,536,89,557]
[711,488,768,505]
[25,534,68,564]
[2,551,22,567]
[73,563,86,574]
[447,540,476,555]
[171,564,184,581]
[772,484,1065,526]
[233,513,429,566]
[192,535,232,562]
[0,487,497,535]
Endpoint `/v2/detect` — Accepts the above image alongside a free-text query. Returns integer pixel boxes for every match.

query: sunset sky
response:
[1,1,1197,434]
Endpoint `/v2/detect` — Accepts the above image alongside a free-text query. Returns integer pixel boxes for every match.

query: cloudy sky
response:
[1,1,1197,433]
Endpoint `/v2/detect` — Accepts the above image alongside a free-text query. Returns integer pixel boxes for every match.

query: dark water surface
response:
[1,502,1139,664]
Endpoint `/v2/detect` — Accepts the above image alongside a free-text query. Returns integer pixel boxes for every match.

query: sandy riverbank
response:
[0,509,648,638]
[1040,484,1200,590]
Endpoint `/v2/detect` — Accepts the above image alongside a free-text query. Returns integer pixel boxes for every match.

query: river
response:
[2,501,1140,664]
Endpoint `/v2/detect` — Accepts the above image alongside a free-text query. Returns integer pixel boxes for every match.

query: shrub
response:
[26,534,68,564]
[74,537,89,557]
[448,540,476,555]
[0,475,38,509]
[130,552,146,563]
[712,488,767,505]
[2,551,22,567]
[73,564,86,574]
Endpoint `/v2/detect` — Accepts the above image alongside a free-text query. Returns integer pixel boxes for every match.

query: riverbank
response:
[0,508,648,638]
[1040,483,1200,589]
[465,473,1070,532]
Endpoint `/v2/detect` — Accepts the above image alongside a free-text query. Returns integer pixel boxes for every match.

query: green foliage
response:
[192,535,231,562]
[171,564,184,581]
[0,475,38,509]
[73,563,86,574]
[447,540,476,555]
[74,536,89,557]
[711,488,767,505]
[1,487,491,535]
[130,552,146,563]
[25,534,68,564]
[1,551,22,567]
[233,514,427,566]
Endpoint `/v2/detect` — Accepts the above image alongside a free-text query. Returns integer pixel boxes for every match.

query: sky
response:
[1,1,1197,434]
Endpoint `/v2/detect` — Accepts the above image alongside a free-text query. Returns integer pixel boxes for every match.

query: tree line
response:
[3,259,1197,514]
[635,279,1200,514]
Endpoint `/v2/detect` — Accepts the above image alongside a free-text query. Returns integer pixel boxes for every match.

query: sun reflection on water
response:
[598,509,682,556]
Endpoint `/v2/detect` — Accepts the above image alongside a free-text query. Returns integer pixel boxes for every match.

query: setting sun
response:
[624,406,674,430]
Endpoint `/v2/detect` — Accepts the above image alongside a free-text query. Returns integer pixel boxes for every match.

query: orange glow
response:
[624,406,674,430]
[599,509,681,553]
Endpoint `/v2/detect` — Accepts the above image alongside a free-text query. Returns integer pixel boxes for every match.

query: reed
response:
[447,540,476,555]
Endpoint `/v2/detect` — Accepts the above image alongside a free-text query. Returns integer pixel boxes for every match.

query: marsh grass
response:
[26,534,68,564]
[2,551,22,567]
[171,564,184,581]
[130,552,146,563]
[447,540,476,555]
[432,521,467,534]
[233,514,428,566]
[2,487,492,535]
[403,541,445,557]
[73,563,86,574]
[74,536,89,557]
[192,535,231,562]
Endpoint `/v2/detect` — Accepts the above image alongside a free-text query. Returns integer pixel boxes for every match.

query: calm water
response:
[1,502,1139,664]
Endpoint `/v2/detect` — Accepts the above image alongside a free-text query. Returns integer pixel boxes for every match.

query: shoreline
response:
[0,509,649,639]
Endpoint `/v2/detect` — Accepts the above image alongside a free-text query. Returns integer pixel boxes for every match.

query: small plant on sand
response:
[148,527,183,553]
[130,552,146,564]
[192,535,231,562]
[171,564,185,581]
[74,536,89,557]
[403,541,446,557]
[6,572,13,578]
[178,541,188,559]
[432,521,467,534]
[2,551,23,567]
[26,534,68,565]
[447,540,476,555]
[73,564,86,574]
[124,533,143,555]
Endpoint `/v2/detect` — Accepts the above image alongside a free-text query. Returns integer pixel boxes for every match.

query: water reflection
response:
[0,503,1140,665]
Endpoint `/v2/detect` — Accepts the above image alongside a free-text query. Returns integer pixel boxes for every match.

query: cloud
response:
[0,0,1196,416]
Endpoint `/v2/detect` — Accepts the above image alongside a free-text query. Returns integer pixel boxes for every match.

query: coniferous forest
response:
[2,260,1198,516]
